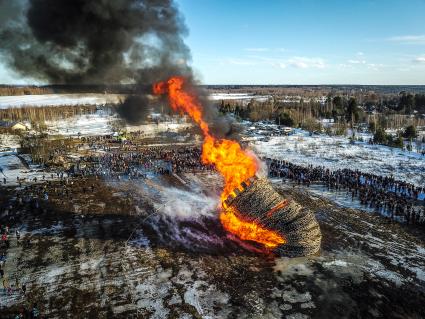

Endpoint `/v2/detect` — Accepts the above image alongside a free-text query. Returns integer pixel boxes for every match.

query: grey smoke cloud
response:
[0,0,192,84]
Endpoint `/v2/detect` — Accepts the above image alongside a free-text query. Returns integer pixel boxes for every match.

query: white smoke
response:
[158,186,219,220]
[116,175,231,251]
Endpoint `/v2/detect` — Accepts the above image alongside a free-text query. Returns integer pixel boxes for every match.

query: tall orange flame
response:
[153,76,285,249]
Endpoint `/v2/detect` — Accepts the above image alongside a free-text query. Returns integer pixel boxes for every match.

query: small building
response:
[0,121,29,130]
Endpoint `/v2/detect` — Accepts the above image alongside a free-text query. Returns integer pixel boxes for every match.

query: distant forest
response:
[2,84,425,96]
[0,84,150,96]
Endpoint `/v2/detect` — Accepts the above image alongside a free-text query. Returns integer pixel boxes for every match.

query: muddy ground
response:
[0,171,424,319]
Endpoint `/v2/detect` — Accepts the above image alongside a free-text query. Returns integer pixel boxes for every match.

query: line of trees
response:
[371,123,422,150]
[394,92,425,114]
[0,86,52,96]
[0,104,106,124]
[218,96,365,129]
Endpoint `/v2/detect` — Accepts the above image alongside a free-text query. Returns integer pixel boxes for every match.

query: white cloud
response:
[414,55,425,63]
[366,63,384,71]
[348,59,366,64]
[387,35,425,44]
[221,58,257,66]
[288,57,326,69]
[356,51,364,56]
[244,48,269,52]
[218,55,326,70]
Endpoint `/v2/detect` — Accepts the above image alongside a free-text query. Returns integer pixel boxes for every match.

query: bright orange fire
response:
[153,76,285,248]
[220,207,285,248]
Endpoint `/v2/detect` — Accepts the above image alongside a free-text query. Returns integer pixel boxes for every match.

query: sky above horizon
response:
[1,0,425,85]
[177,0,425,85]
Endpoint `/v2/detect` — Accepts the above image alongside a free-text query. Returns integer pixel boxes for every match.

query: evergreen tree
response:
[373,127,387,144]
[403,125,417,139]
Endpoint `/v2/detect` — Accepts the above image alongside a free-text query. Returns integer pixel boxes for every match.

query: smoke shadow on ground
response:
[25,208,268,257]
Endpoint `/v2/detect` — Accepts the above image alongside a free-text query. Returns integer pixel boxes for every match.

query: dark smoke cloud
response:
[0,0,192,84]
[0,0,235,136]
[117,94,154,124]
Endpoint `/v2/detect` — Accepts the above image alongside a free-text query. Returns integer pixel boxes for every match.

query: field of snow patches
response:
[250,127,425,187]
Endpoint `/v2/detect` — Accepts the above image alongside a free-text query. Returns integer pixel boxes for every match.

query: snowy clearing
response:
[249,127,425,187]
[209,93,271,102]
[0,93,125,109]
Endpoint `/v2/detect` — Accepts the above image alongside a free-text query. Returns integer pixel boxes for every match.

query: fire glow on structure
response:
[153,76,286,249]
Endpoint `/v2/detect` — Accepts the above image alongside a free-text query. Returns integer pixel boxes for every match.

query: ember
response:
[153,76,321,256]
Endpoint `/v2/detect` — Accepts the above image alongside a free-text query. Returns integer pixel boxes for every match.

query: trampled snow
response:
[0,152,55,185]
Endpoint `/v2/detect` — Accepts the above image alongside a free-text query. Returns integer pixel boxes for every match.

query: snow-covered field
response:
[209,93,270,102]
[248,126,425,187]
[0,93,124,108]
[0,92,271,109]
[45,111,114,136]
[44,110,193,137]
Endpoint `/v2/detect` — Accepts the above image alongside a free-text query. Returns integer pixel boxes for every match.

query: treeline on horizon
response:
[0,84,151,96]
[2,84,425,96]
[206,84,425,95]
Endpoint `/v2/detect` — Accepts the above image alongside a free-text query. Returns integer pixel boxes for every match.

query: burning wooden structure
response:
[224,176,321,257]
[153,76,321,257]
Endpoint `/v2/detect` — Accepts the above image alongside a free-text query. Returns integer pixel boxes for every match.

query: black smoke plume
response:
[0,0,236,136]
[0,0,192,84]
[117,94,154,124]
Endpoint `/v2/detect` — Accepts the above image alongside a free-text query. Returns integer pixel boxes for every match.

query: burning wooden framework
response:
[224,176,321,257]
[154,76,321,256]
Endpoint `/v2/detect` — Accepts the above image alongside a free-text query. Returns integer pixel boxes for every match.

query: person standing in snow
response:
[30,303,40,318]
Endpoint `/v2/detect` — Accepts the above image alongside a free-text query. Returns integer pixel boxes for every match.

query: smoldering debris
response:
[0,0,192,85]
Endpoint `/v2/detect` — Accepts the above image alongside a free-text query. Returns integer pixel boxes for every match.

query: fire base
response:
[224,176,322,257]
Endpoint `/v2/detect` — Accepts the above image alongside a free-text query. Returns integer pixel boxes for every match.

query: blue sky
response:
[1,0,425,85]
[176,0,425,84]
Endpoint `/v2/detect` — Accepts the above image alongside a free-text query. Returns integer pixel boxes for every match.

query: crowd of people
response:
[69,145,212,179]
[267,158,425,225]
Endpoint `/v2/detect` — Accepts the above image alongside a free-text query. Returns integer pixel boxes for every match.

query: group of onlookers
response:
[268,158,425,224]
